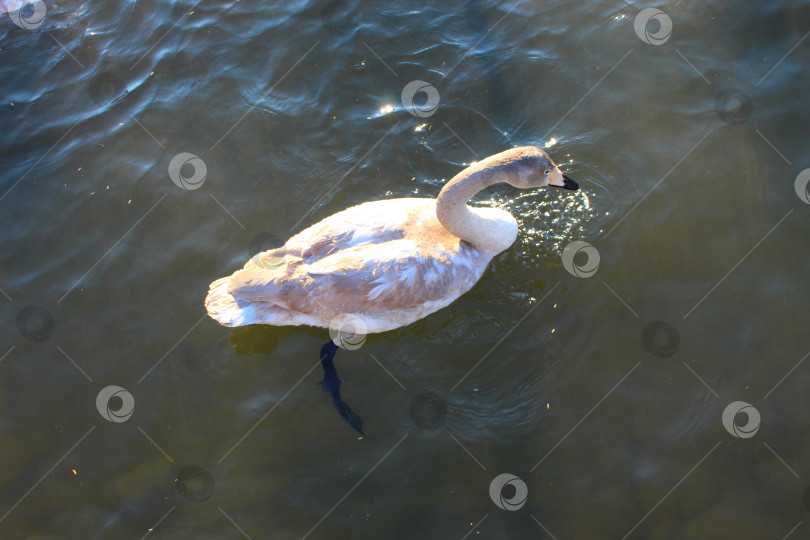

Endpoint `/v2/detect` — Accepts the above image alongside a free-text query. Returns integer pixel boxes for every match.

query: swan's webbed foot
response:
[318,340,365,437]
[318,341,340,390]
[334,399,365,436]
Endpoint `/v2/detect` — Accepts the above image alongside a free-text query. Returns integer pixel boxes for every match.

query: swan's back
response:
[205,198,500,332]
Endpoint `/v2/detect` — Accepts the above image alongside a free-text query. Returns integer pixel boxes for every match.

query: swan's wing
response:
[287,199,416,261]
[228,239,485,317]
[307,239,485,316]
[225,198,488,318]
[224,199,411,306]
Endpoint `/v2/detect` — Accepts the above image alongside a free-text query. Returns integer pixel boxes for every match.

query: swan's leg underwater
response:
[319,341,365,436]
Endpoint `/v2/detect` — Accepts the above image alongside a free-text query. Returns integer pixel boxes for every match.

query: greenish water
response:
[1,0,809,538]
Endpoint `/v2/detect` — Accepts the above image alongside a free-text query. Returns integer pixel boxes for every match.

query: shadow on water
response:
[227,322,396,356]
[228,323,322,356]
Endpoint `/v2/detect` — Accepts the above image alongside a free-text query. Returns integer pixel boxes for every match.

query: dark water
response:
[2,0,810,538]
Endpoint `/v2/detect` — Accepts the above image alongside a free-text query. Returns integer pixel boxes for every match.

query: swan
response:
[206,146,578,435]
[205,146,579,335]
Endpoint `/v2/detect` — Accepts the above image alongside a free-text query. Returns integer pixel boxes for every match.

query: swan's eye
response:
[544,169,550,175]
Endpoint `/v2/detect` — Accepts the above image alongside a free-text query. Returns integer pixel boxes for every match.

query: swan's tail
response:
[206,274,300,327]
[205,276,244,327]
[205,274,282,327]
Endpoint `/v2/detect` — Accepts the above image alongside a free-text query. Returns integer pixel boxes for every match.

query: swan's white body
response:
[206,198,515,332]
[205,147,575,333]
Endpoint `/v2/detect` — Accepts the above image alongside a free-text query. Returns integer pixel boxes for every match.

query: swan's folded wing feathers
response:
[227,267,286,303]
[291,200,410,262]
[298,227,354,262]
[287,239,480,315]
[226,246,303,305]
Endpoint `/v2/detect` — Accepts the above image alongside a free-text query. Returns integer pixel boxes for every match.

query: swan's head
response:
[497,146,579,191]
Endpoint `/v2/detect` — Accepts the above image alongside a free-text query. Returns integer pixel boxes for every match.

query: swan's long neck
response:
[435,162,516,254]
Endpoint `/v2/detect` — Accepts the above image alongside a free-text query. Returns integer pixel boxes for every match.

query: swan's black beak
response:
[551,174,579,191]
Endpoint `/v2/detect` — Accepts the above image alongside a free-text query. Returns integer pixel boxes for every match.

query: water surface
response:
[1,0,809,538]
